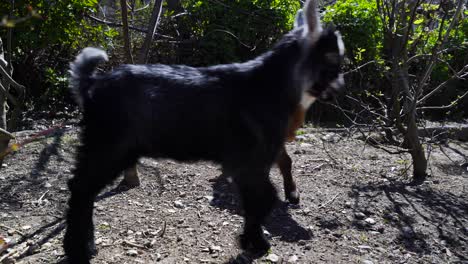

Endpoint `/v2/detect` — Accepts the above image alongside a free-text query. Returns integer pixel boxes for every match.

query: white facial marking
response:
[330,73,344,89]
[335,31,345,56]
[300,93,317,110]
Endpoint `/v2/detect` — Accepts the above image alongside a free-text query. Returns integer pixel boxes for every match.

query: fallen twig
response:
[38,190,49,203]
[159,221,166,238]
[0,224,25,237]
[122,240,147,249]
[318,193,340,209]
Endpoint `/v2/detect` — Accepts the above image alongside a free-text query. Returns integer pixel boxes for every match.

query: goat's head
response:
[294,0,345,109]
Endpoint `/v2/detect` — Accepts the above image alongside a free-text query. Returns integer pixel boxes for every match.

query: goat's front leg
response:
[276,146,300,204]
[230,166,278,255]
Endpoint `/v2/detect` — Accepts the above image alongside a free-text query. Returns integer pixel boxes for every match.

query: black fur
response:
[64,4,345,263]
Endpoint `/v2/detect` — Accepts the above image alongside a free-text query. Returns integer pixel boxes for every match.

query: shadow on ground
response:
[350,180,468,260]
[210,173,311,243]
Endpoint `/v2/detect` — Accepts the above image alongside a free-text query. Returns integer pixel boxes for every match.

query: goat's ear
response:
[303,0,322,43]
[294,9,304,28]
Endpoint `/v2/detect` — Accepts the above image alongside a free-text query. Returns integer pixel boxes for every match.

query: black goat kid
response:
[64,0,345,262]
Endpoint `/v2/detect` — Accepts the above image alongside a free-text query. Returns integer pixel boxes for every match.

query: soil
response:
[0,122,467,264]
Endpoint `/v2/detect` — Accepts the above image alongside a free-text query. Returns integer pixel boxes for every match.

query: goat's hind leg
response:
[277,146,300,204]
[64,147,136,264]
[229,165,278,255]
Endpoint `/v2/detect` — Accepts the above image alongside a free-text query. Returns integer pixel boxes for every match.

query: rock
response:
[344,201,352,208]
[43,182,52,188]
[376,225,385,233]
[365,218,376,225]
[209,245,222,253]
[401,226,415,238]
[363,260,374,264]
[126,249,139,256]
[266,253,280,262]
[174,201,184,209]
[358,245,372,251]
[355,212,366,220]
[21,225,32,230]
[287,255,299,263]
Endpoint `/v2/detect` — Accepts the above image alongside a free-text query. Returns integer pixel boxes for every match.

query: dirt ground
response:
[0,123,467,264]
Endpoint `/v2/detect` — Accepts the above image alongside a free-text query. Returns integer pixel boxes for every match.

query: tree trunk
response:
[0,38,9,165]
[380,0,428,182]
[137,0,164,64]
[120,0,134,63]
[405,108,427,182]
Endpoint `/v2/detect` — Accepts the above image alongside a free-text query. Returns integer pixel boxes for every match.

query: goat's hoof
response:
[118,178,141,189]
[286,190,300,205]
[239,233,270,256]
[87,240,98,257]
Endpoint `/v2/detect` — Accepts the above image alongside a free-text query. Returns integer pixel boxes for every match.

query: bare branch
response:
[417,65,468,104]
[85,14,175,40]
[419,89,468,110]
[416,0,465,93]
[137,0,164,64]
[0,65,24,91]
[343,60,376,76]
[0,82,19,106]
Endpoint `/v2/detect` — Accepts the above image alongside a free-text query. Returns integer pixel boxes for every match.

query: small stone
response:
[401,226,414,238]
[344,201,352,208]
[176,236,183,242]
[287,255,298,263]
[266,253,280,262]
[44,182,52,188]
[363,260,374,264]
[167,209,176,213]
[365,218,376,225]
[376,225,385,233]
[21,225,32,230]
[174,201,184,209]
[208,222,216,227]
[209,245,222,253]
[358,245,372,251]
[263,229,271,237]
[126,249,139,256]
[201,247,210,252]
[355,212,366,220]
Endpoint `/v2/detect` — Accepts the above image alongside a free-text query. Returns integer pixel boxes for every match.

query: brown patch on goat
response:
[286,105,306,142]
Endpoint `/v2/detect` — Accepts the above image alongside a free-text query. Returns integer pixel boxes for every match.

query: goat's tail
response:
[69,47,108,108]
